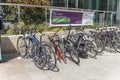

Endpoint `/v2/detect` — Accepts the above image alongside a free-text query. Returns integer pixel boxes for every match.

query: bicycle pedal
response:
[58,59,62,63]
[61,54,66,58]
[114,51,117,53]
[64,61,67,64]
[64,59,67,64]
[94,56,97,59]
[25,56,31,59]
[47,55,52,59]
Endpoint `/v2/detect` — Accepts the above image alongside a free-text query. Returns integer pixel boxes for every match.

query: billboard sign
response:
[50,9,94,26]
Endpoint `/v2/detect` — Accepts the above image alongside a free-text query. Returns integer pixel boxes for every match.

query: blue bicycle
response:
[17,28,48,69]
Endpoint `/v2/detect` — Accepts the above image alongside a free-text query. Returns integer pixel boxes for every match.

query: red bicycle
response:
[48,27,66,63]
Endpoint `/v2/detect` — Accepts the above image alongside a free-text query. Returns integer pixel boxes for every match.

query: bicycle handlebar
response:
[55,27,62,34]
[51,27,62,37]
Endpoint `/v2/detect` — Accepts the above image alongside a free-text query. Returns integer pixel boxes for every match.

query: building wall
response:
[50,0,118,26]
[116,0,120,24]
[50,0,117,11]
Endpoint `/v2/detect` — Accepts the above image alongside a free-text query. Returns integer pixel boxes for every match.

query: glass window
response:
[68,0,76,8]
[78,0,83,8]
[52,0,65,7]
[99,0,117,11]
[78,0,90,9]
[78,0,84,9]
[91,0,96,10]
[51,0,117,11]
[109,0,117,11]
[99,0,107,10]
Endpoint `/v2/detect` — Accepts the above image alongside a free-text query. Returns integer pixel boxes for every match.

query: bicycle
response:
[70,28,99,58]
[48,26,80,65]
[48,27,67,63]
[61,25,80,64]
[17,27,48,69]
[100,28,120,53]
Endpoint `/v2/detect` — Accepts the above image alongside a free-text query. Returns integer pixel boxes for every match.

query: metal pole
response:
[107,0,109,26]
[103,12,105,27]
[107,0,110,11]
[51,0,53,6]
[93,11,96,29]
[116,0,120,26]
[76,0,78,9]
[18,5,21,34]
[111,0,115,11]
[89,0,92,9]
[96,0,99,25]
[0,3,116,13]
[45,8,48,29]
[64,0,66,7]
[96,0,99,10]
[111,12,113,27]
[67,0,68,8]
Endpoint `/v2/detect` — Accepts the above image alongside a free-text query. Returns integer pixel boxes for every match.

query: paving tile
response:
[0,69,10,80]
[0,63,5,69]
[6,66,25,76]
[43,70,60,77]
[85,73,104,80]
[27,70,50,80]
[21,63,38,72]
[4,59,21,68]
[9,73,30,80]
[49,74,71,80]
[1,51,120,80]
[104,72,120,80]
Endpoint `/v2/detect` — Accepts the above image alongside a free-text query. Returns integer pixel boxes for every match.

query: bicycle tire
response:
[33,44,47,69]
[58,40,67,63]
[27,38,34,58]
[94,38,104,54]
[17,36,27,58]
[66,39,80,65]
[44,43,57,70]
[113,37,120,53]
[69,50,80,65]
[87,40,98,58]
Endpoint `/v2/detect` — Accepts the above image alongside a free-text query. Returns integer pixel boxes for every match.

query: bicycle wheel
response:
[17,36,27,58]
[94,38,104,54]
[87,40,98,58]
[66,40,80,65]
[33,44,47,69]
[27,39,34,58]
[114,37,120,53]
[44,43,57,70]
[58,41,67,63]
[69,50,80,65]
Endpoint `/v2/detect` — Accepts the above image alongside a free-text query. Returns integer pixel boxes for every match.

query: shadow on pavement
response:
[50,66,60,72]
[2,53,18,62]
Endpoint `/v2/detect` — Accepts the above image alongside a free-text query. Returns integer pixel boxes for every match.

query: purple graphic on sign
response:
[51,10,83,25]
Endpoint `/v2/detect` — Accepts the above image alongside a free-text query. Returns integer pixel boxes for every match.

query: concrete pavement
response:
[1,51,120,80]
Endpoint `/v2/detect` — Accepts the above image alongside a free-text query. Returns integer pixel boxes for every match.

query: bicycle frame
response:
[48,36,65,61]
[27,31,44,57]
